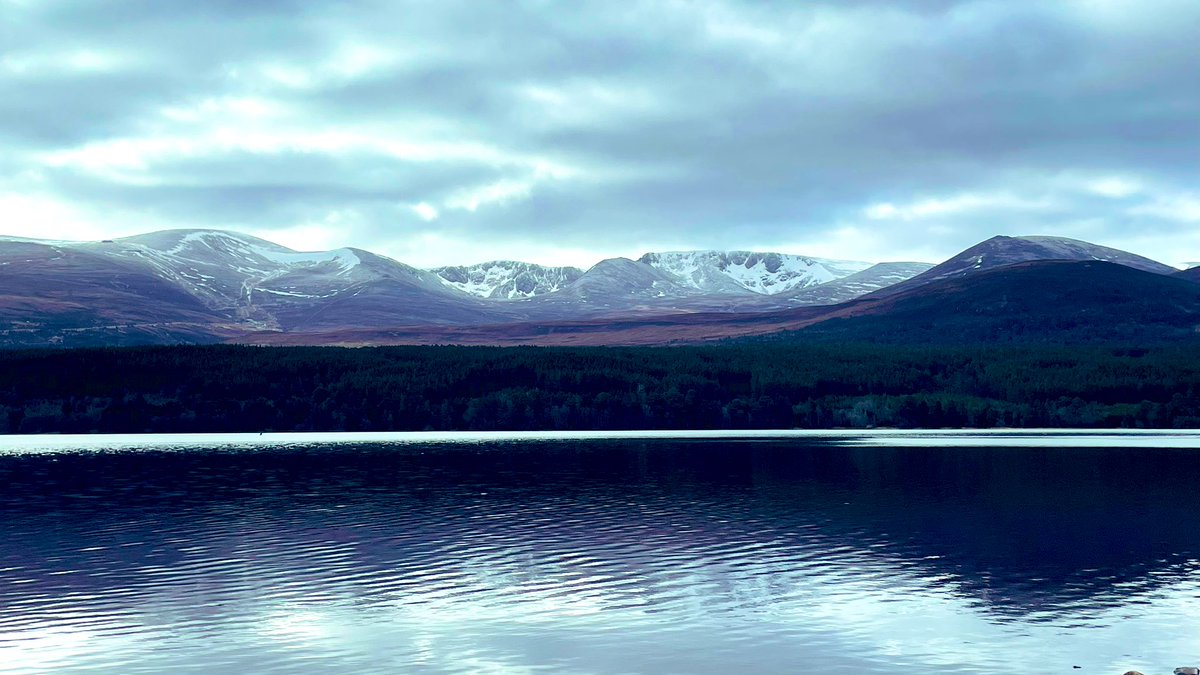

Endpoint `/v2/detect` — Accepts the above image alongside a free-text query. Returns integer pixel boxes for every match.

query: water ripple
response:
[1,438,1199,673]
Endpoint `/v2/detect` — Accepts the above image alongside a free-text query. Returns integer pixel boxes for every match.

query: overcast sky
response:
[2,0,1198,268]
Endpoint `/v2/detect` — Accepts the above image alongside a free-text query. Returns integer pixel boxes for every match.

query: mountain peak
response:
[875,233,1177,297]
[563,257,692,298]
[638,250,872,296]
[798,259,1200,344]
[431,260,583,299]
[119,228,294,252]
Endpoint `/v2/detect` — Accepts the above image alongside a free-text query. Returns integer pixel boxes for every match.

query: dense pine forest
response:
[2,344,1199,433]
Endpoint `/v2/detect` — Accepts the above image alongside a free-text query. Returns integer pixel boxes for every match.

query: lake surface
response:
[2,431,1199,674]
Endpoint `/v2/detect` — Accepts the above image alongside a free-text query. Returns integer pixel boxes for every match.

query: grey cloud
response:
[38,152,510,228]
[2,0,1199,264]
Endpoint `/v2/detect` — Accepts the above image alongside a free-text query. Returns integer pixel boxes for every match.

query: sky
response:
[1,0,1199,269]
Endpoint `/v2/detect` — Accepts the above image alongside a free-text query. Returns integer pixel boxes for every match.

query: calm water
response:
[2,431,1199,674]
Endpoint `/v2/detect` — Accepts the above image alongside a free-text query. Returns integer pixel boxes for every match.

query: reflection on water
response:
[1,435,1198,674]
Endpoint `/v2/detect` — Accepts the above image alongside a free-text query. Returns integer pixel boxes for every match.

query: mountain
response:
[781,262,934,306]
[638,250,871,296]
[1177,267,1200,283]
[115,229,369,324]
[261,260,1200,347]
[432,261,583,299]
[3,229,1189,348]
[118,230,512,330]
[788,260,1200,344]
[875,235,1177,297]
[501,250,893,316]
[0,230,509,345]
[435,250,888,313]
[532,257,702,310]
[0,237,239,347]
[5,231,909,346]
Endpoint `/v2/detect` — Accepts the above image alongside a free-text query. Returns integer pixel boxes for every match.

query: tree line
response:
[1,344,1199,433]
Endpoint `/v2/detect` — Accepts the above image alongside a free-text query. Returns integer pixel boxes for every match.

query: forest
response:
[2,344,1199,433]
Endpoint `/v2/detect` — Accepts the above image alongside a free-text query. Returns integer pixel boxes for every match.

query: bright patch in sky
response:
[0,0,1197,267]
[412,202,439,222]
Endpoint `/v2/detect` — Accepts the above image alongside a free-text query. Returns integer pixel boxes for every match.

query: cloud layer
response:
[2,0,1199,266]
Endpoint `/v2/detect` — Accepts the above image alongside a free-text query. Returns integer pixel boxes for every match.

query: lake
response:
[2,430,1199,674]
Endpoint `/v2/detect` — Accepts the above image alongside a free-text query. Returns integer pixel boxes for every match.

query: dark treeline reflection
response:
[2,440,1196,619]
[4,344,1200,432]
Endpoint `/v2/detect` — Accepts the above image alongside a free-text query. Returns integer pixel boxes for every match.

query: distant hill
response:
[786,260,1200,344]
[1176,267,1200,283]
[875,235,1177,297]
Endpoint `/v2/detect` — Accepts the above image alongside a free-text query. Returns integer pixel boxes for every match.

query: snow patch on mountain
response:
[89,230,379,323]
[872,235,1179,300]
[256,247,361,273]
[1017,236,1174,273]
[920,235,1174,285]
[146,230,361,276]
[784,262,935,305]
[433,261,583,299]
[638,251,872,295]
[0,235,81,246]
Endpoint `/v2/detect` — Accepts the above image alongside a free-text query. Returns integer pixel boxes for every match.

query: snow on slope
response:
[870,235,1178,299]
[127,230,360,280]
[913,235,1173,286]
[0,229,506,335]
[1018,236,1177,273]
[638,251,873,295]
[783,262,935,305]
[432,261,583,299]
[2,229,384,323]
[169,231,360,272]
[104,230,374,315]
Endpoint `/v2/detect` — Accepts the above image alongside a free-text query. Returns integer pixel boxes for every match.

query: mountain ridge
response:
[1,229,1194,347]
[637,250,872,296]
[432,260,584,299]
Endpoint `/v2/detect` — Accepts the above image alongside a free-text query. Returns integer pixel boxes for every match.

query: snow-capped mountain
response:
[554,258,700,304]
[432,261,583,299]
[115,230,369,315]
[1016,236,1176,273]
[108,230,497,329]
[782,262,935,306]
[638,251,872,296]
[0,231,949,346]
[0,230,507,344]
[11,228,1184,348]
[876,235,1177,297]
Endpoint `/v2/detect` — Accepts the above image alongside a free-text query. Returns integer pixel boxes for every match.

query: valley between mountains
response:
[1,229,1197,347]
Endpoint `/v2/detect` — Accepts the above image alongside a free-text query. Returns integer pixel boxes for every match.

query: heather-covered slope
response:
[0,239,239,347]
[788,260,1200,344]
[875,235,1177,297]
[0,230,512,344]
